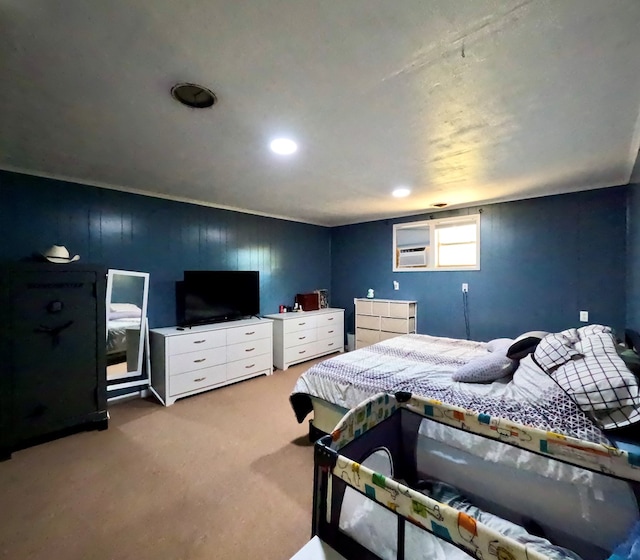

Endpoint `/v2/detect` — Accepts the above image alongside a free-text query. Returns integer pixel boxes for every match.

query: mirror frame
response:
[105,269,150,392]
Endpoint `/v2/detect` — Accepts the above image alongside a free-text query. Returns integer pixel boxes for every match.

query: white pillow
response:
[514,330,550,342]
[486,338,514,353]
[453,352,517,383]
[110,303,141,313]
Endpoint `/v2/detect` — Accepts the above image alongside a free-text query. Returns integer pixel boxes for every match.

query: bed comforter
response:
[290,333,610,445]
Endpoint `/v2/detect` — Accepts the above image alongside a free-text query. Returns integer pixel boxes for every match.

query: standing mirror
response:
[105,269,150,391]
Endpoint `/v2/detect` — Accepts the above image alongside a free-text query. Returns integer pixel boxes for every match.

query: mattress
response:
[291,334,608,444]
[107,318,140,355]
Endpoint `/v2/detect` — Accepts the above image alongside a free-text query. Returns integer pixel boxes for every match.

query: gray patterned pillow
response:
[453,352,517,383]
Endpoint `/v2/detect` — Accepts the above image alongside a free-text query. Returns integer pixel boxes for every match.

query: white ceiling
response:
[2,1,640,226]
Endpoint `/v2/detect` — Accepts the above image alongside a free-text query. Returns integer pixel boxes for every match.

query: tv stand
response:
[149,317,273,406]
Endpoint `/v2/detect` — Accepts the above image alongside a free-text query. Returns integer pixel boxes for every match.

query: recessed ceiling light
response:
[171,83,217,108]
[270,138,298,155]
[392,188,411,198]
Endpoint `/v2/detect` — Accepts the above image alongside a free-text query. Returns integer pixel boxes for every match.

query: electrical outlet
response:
[580,311,589,322]
[393,281,399,291]
[462,283,468,293]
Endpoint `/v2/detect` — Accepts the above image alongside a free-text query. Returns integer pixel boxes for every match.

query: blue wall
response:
[331,188,628,341]
[627,184,640,330]
[0,171,332,328]
[0,170,631,341]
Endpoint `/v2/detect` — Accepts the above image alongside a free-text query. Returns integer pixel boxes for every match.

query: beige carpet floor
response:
[0,358,327,560]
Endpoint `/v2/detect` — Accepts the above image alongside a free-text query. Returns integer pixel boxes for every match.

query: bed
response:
[290,326,640,441]
[293,325,640,559]
[106,303,142,363]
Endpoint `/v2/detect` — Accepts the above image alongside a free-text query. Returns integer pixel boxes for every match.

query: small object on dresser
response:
[315,289,329,309]
[295,292,320,311]
[366,289,374,299]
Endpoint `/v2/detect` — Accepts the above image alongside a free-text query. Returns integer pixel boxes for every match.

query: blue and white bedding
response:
[291,333,614,444]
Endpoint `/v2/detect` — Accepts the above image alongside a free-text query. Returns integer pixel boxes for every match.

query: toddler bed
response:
[313,392,640,560]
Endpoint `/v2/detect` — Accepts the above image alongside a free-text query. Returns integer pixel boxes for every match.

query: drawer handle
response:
[328,330,334,334]
[327,317,334,321]
[298,350,306,355]
[245,363,256,369]
[193,339,206,344]
[245,347,255,352]
[298,336,306,340]
[298,322,306,326]
[245,331,255,335]
[194,358,206,363]
[194,377,206,382]
[328,343,334,346]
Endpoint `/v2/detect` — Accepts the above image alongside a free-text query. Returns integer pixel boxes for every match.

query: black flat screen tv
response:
[180,270,260,326]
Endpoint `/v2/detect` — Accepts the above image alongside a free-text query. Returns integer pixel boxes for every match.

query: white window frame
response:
[392,214,480,272]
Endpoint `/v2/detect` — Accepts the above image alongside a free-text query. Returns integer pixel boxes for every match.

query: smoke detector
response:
[171,83,217,109]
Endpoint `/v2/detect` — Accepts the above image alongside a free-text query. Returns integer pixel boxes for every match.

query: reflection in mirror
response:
[106,269,149,383]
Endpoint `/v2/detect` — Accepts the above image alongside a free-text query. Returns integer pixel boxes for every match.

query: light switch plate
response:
[580,311,589,322]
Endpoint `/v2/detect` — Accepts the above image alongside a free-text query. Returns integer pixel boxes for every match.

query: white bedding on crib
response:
[337,451,585,560]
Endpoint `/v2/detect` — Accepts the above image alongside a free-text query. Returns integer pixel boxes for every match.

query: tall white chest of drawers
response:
[265,308,344,370]
[150,318,273,406]
[354,298,417,349]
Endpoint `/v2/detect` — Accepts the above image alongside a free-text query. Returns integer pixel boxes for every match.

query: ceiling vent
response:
[171,83,217,109]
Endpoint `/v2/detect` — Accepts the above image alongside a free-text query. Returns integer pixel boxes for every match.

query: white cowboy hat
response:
[42,245,80,263]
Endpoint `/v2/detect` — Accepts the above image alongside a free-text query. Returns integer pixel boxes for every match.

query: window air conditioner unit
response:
[398,246,428,267]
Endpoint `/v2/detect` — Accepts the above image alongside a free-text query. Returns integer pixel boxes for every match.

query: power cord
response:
[463,291,470,340]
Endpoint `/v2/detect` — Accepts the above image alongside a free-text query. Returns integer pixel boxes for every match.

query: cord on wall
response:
[463,291,471,340]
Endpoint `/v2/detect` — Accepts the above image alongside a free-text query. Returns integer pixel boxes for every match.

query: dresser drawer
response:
[357,314,380,330]
[283,315,317,333]
[285,327,317,349]
[169,348,227,376]
[381,316,414,334]
[379,331,401,342]
[389,302,411,318]
[356,328,380,345]
[315,335,342,354]
[371,301,390,317]
[317,324,342,340]
[284,341,317,363]
[170,364,227,396]
[316,312,342,328]
[169,330,226,355]
[227,337,272,362]
[227,353,272,380]
[226,321,272,345]
[355,300,373,315]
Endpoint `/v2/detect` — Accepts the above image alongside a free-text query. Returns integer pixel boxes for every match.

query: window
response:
[393,214,480,272]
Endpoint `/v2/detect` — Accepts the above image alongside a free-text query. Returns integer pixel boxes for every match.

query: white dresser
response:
[354,298,417,349]
[149,317,273,406]
[265,308,344,370]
